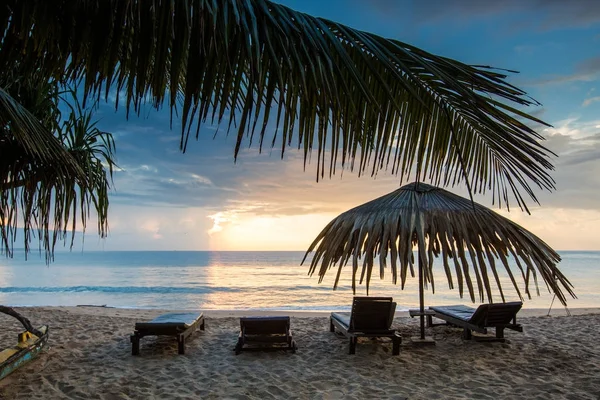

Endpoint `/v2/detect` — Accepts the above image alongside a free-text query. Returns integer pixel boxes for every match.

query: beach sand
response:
[1,306,599,399]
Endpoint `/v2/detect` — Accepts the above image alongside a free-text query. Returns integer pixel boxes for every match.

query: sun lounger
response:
[234,316,297,355]
[330,297,401,355]
[428,302,523,341]
[130,312,205,355]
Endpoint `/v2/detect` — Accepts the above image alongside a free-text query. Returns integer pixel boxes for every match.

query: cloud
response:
[207,212,228,235]
[578,56,600,74]
[495,207,600,250]
[526,56,600,86]
[583,96,600,107]
[367,0,600,30]
[190,174,213,185]
[530,117,600,211]
[140,220,163,239]
[80,203,214,251]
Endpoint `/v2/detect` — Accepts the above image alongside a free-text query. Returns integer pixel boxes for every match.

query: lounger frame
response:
[130,313,205,355]
[330,297,401,355]
[429,302,523,342]
[234,316,297,355]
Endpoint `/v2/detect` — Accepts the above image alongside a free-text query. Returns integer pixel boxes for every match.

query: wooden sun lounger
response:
[130,312,205,355]
[428,302,523,341]
[330,297,401,355]
[234,316,297,355]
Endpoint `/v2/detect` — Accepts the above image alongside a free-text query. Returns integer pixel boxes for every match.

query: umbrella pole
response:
[419,257,425,340]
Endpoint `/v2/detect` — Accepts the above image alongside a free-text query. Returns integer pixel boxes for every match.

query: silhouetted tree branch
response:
[0,305,43,337]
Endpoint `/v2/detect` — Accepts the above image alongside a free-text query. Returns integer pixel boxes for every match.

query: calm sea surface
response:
[1,251,598,311]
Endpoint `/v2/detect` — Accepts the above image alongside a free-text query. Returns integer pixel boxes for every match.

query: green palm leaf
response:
[1,0,554,212]
[1,74,115,260]
[0,87,83,178]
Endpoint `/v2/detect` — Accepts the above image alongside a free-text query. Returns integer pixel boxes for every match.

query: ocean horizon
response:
[1,250,598,311]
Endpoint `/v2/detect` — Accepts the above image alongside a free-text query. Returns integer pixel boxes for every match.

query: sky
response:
[75,0,600,252]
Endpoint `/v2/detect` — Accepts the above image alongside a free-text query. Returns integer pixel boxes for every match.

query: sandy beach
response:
[1,306,599,399]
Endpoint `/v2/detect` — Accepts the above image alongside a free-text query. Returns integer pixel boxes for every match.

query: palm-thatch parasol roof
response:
[303,182,575,307]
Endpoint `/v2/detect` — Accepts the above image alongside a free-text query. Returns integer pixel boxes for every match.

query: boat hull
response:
[0,326,49,381]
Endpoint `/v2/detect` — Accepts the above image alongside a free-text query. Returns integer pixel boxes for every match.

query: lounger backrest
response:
[240,317,290,335]
[469,302,522,326]
[350,297,395,331]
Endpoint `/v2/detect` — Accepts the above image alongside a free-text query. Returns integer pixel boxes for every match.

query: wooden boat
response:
[0,326,49,380]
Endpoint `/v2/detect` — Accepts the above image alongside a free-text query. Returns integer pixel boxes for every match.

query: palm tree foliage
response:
[0,69,116,261]
[1,0,555,214]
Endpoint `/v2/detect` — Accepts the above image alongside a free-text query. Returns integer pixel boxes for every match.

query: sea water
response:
[0,250,598,311]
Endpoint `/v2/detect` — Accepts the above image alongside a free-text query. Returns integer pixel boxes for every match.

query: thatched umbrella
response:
[303,182,575,340]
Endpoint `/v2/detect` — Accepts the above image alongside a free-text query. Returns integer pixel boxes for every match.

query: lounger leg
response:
[200,318,205,331]
[329,318,335,332]
[234,338,243,355]
[177,334,185,355]
[462,328,472,340]
[131,334,140,356]
[496,327,505,339]
[349,337,356,355]
[392,335,401,356]
[426,314,433,327]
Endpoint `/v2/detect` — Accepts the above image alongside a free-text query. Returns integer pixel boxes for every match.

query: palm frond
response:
[1,0,555,210]
[0,78,115,261]
[0,87,83,178]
